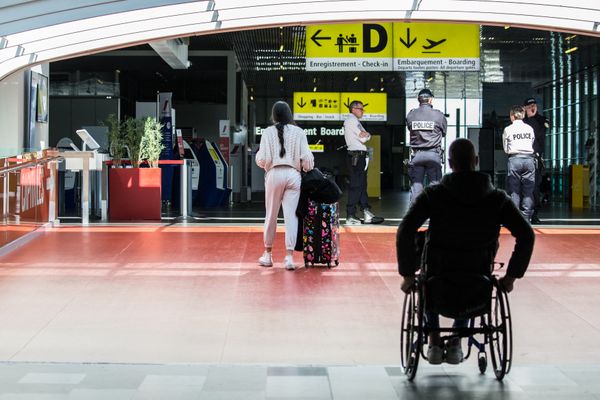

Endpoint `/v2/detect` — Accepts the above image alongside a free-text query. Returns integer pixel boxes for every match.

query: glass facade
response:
[537,32,600,206]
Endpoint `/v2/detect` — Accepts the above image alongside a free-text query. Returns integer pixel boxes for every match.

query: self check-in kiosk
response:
[197,140,231,207]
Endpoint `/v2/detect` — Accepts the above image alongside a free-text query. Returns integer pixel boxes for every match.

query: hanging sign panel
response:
[305,23,480,72]
[293,92,387,121]
[306,23,393,71]
[392,23,480,71]
[293,92,341,120]
[341,92,387,122]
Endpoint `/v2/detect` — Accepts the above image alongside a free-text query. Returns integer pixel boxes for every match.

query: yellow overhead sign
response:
[306,23,393,71]
[293,92,340,121]
[293,92,387,122]
[341,93,387,122]
[309,144,325,152]
[392,23,480,71]
[306,23,480,71]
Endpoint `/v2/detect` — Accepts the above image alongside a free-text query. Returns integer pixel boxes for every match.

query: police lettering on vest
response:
[411,121,435,130]
[512,132,532,140]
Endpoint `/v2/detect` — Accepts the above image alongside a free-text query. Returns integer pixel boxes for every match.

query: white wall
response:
[0,64,49,157]
[0,69,25,156]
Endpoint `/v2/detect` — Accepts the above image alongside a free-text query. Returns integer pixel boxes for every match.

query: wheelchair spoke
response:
[400,289,422,380]
[488,283,512,381]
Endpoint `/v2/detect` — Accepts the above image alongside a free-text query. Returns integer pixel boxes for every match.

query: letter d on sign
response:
[363,24,387,53]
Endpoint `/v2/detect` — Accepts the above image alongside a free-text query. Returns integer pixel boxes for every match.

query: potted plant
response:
[107,116,164,220]
[140,117,164,168]
[106,114,125,167]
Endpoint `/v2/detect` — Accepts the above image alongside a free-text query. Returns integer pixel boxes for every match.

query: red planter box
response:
[109,168,161,220]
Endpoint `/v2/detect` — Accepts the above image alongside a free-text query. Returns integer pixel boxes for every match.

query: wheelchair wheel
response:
[478,352,487,374]
[400,288,423,381]
[488,283,513,380]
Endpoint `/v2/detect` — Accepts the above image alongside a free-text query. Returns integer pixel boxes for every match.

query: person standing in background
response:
[343,100,383,225]
[406,89,447,203]
[523,97,550,224]
[503,105,536,222]
[255,101,314,270]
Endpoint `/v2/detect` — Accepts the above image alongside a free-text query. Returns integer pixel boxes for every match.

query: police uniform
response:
[503,119,536,220]
[343,111,371,220]
[406,90,447,203]
[523,98,550,221]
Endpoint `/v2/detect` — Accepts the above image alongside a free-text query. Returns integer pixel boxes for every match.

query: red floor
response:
[0,224,599,365]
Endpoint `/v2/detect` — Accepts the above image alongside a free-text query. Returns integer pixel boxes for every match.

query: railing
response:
[0,152,63,248]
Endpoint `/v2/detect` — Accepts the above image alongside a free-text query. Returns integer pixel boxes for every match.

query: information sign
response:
[341,92,387,122]
[293,92,340,120]
[306,23,393,71]
[392,23,480,71]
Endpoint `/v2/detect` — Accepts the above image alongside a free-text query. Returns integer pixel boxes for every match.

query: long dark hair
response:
[271,101,294,158]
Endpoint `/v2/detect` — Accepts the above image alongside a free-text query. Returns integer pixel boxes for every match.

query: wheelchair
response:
[400,237,513,381]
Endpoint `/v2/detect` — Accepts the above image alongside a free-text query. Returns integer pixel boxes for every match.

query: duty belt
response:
[508,153,534,158]
[348,150,368,156]
[412,146,439,151]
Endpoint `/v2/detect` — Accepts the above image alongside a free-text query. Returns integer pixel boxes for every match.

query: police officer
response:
[343,100,383,225]
[523,97,550,224]
[406,88,447,203]
[503,105,536,221]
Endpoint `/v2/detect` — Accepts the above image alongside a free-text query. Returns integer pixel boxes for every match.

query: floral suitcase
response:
[302,200,340,268]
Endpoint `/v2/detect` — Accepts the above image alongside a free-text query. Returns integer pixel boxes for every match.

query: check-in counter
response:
[58,151,110,224]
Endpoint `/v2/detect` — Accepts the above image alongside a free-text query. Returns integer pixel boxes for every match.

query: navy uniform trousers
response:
[507,155,535,220]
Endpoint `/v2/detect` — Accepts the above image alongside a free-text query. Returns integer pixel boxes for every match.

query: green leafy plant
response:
[140,117,164,168]
[123,117,144,167]
[105,115,164,168]
[106,114,125,167]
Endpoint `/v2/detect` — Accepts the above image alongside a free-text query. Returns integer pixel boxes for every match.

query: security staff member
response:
[343,100,383,225]
[523,97,550,224]
[406,88,447,203]
[503,105,536,221]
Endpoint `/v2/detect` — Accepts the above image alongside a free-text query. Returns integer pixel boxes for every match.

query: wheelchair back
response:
[421,240,496,320]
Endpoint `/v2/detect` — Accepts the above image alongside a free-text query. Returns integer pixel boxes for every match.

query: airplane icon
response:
[423,38,447,50]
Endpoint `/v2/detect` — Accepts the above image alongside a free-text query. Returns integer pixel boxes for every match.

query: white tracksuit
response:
[256,124,314,250]
[263,166,301,250]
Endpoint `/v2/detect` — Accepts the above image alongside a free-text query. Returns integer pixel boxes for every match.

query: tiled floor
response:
[0,223,600,399]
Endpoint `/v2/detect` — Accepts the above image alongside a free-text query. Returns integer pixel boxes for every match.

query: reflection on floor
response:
[0,224,599,399]
[180,190,600,226]
[1,362,599,399]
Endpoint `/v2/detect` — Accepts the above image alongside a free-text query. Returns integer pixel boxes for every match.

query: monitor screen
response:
[76,129,100,150]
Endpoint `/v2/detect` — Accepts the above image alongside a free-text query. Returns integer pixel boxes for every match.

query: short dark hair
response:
[349,100,363,112]
[448,138,477,171]
[417,88,433,104]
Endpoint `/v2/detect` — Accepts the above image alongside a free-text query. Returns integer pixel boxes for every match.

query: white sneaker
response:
[363,209,375,224]
[258,251,273,267]
[445,339,463,364]
[345,216,362,225]
[284,256,296,271]
[427,345,443,365]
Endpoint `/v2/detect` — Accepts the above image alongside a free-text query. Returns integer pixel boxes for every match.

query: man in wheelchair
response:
[397,138,535,366]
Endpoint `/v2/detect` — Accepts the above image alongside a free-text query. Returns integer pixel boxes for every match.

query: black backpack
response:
[301,168,342,204]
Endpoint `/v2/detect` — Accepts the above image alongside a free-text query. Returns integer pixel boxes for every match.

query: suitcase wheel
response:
[334,260,339,266]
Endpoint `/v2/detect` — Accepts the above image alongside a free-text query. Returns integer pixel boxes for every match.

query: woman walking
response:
[255,101,314,270]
